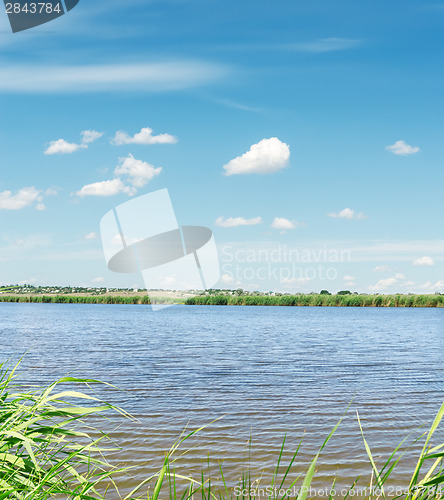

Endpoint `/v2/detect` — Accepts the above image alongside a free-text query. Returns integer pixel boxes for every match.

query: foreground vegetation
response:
[186,293,444,307]
[3,362,444,499]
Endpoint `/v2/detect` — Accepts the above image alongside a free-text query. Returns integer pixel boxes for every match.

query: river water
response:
[1,303,443,496]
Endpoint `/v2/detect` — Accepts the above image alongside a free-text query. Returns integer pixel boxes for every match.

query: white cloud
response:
[215,216,263,228]
[419,281,433,290]
[433,280,444,290]
[75,155,161,199]
[112,127,177,145]
[281,277,312,286]
[85,232,98,240]
[271,217,302,230]
[81,130,104,144]
[373,265,391,273]
[76,178,133,198]
[368,277,399,291]
[161,276,176,286]
[386,140,420,156]
[223,137,290,175]
[0,187,44,210]
[114,154,162,188]
[343,275,355,281]
[44,139,87,155]
[45,131,103,155]
[344,281,355,287]
[328,208,368,220]
[221,274,236,285]
[91,277,105,284]
[412,256,435,267]
[369,274,406,291]
[45,187,59,196]
[0,61,229,93]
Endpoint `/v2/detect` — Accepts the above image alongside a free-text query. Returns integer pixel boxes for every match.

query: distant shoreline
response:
[0,293,443,307]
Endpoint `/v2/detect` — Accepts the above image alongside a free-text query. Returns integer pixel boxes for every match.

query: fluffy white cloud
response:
[386,140,420,156]
[215,216,262,227]
[112,127,177,145]
[368,277,399,291]
[91,277,105,284]
[271,217,302,230]
[373,265,391,273]
[412,256,435,267]
[114,154,162,187]
[45,131,103,155]
[328,208,367,220]
[44,139,87,155]
[85,232,98,240]
[223,137,290,175]
[0,187,44,210]
[76,179,133,198]
[81,130,104,144]
[369,273,406,291]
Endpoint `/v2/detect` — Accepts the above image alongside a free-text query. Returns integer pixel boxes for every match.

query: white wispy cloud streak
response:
[0,61,229,93]
[285,38,361,53]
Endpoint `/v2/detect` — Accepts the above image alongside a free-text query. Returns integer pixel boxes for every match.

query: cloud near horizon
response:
[328,208,368,220]
[112,127,177,145]
[215,216,263,227]
[223,137,290,175]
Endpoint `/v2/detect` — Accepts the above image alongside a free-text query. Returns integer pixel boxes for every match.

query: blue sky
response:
[0,0,443,293]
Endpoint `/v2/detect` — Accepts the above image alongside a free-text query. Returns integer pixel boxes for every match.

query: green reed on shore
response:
[185,293,444,307]
[0,293,443,307]
[0,295,183,305]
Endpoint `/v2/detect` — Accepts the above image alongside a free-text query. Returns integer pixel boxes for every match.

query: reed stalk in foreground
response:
[2,361,444,499]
